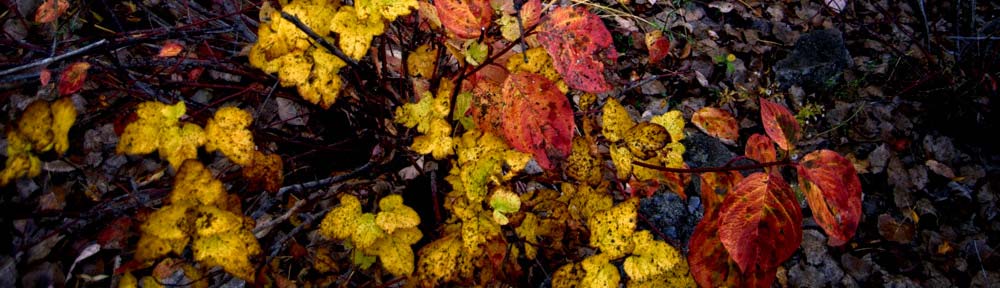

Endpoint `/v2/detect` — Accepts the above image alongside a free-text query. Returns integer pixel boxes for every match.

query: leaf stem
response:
[632,159,792,174]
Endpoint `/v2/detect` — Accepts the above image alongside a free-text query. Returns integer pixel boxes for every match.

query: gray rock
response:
[775,29,852,89]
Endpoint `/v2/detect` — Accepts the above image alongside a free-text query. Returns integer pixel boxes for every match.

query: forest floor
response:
[1,0,999,287]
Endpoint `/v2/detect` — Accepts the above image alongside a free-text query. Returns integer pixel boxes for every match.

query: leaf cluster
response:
[318,194,423,276]
[2,98,77,186]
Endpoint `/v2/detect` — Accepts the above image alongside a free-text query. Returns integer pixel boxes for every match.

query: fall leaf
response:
[416,235,464,286]
[497,72,575,170]
[489,187,521,225]
[565,137,602,185]
[745,133,777,164]
[538,6,619,93]
[318,193,422,276]
[435,0,492,39]
[626,122,671,160]
[2,98,77,186]
[650,110,686,143]
[602,98,636,143]
[59,62,91,95]
[581,253,620,288]
[117,101,206,168]
[552,261,585,288]
[645,30,671,63]
[192,206,262,281]
[34,0,68,23]
[319,195,363,240]
[205,107,255,166]
[330,6,386,60]
[407,44,437,77]
[718,172,802,274]
[691,107,739,145]
[688,203,777,288]
[588,198,638,258]
[506,47,569,93]
[158,41,183,57]
[354,0,417,22]
[375,194,421,234]
[395,80,456,159]
[698,171,743,216]
[624,230,694,286]
[797,150,862,246]
[242,151,284,193]
[759,97,800,151]
[370,227,422,275]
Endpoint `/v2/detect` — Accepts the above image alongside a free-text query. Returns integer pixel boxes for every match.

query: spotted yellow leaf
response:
[588,198,638,258]
[205,107,255,166]
[375,194,420,234]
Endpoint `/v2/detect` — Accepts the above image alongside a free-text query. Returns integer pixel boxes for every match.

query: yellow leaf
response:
[588,198,638,258]
[16,101,54,151]
[354,0,417,22]
[623,230,681,282]
[1,130,42,186]
[566,137,602,185]
[650,110,685,143]
[407,44,437,78]
[602,98,636,143]
[135,204,193,261]
[370,227,423,276]
[625,122,670,160]
[410,119,454,159]
[489,187,520,225]
[610,143,633,180]
[506,47,568,93]
[118,101,204,168]
[375,194,421,234]
[205,107,255,166]
[662,142,686,168]
[119,273,137,288]
[192,212,262,281]
[394,92,437,133]
[581,253,621,288]
[416,235,464,286]
[319,194,362,240]
[171,159,227,207]
[351,212,386,250]
[49,97,77,154]
[462,213,500,253]
[552,262,585,288]
[159,123,206,169]
[516,212,540,259]
[330,6,385,60]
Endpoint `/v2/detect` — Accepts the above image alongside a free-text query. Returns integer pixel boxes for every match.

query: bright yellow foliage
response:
[407,44,437,77]
[507,47,569,93]
[2,98,76,186]
[395,80,456,160]
[318,194,423,276]
[117,101,206,168]
[651,110,686,143]
[565,137,602,185]
[375,194,420,234]
[600,99,688,189]
[416,235,465,286]
[489,186,520,225]
[561,182,613,222]
[134,160,261,282]
[319,194,362,240]
[205,107,255,166]
[581,253,621,288]
[354,0,417,22]
[623,230,680,281]
[330,6,385,60]
[588,198,638,258]
[602,98,635,143]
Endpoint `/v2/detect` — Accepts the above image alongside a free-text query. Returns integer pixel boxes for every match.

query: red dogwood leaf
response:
[718,172,802,274]
[537,6,618,93]
[692,107,739,145]
[59,62,91,95]
[498,72,575,170]
[759,98,800,151]
[688,202,777,288]
[745,133,777,164]
[797,149,863,246]
[645,30,671,63]
[435,0,492,39]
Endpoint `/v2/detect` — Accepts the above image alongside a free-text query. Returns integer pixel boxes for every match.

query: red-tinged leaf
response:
[39,68,52,85]
[469,65,510,134]
[718,172,802,274]
[698,171,743,216]
[58,62,91,96]
[498,72,575,170]
[97,217,133,250]
[34,0,68,23]
[645,30,671,63]
[537,6,619,93]
[518,0,543,28]
[158,41,184,57]
[759,98,800,151]
[797,149,863,246]
[692,107,739,145]
[435,0,492,39]
[745,133,777,164]
[688,205,777,288]
[661,165,690,200]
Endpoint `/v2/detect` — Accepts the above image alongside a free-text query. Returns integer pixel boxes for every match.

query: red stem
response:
[632,159,793,174]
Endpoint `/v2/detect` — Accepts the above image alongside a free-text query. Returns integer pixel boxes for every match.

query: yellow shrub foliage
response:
[318,194,423,276]
[1,98,77,186]
[394,80,456,160]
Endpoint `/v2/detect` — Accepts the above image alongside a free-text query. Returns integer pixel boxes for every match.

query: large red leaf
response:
[692,107,739,145]
[797,149,863,246]
[718,172,802,274]
[435,0,493,39]
[498,72,575,170]
[537,6,618,93]
[688,204,777,288]
[745,133,777,164]
[759,98,800,151]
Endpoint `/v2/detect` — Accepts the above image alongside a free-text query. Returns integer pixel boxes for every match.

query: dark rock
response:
[774,29,852,89]
[638,192,699,249]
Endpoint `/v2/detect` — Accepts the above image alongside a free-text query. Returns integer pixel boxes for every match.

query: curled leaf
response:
[745,133,777,164]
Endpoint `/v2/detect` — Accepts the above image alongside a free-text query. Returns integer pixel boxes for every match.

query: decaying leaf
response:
[354,0,418,22]
[797,149,862,246]
[645,30,672,63]
[718,172,802,274]
[506,47,569,93]
[759,98,800,151]
[435,0,492,39]
[34,0,68,23]
[158,41,184,57]
[565,137,602,185]
[538,6,619,93]
[602,98,636,143]
[58,62,91,96]
[242,151,284,193]
[692,107,739,145]
[588,198,638,258]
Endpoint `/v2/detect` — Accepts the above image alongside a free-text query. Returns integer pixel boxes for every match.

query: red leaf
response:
[745,133,777,164]
[34,0,68,23]
[537,6,618,93]
[39,68,52,85]
[718,172,802,274]
[688,203,777,288]
[97,217,133,250]
[645,30,671,63]
[158,41,184,57]
[692,107,739,145]
[759,98,800,151]
[518,0,543,29]
[797,150,863,246]
[497,72,575,170]
[435,0,492,39]
[58,62,91,96]
[698,171,743,216]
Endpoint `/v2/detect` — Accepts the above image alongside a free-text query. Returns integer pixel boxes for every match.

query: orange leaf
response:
[497,72,575,170]
[435,0,492,39]
[718,172,802,274]
[517,0,543,29]
[688,202,777,288]
[744,133,776,164]
[537,6,618,93]
[645,30,671,63]
[759,98,800,151]
[39,68,52,86]
[698,171,743,216]
[796,150,862,246]
[691,107,738,145]
[58,62,91,96]
[158,41,184,57]
[34,0,68,23]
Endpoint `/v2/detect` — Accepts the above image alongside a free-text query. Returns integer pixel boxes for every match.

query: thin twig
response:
[277,161,374,197]
[278,11,361,70]
[0,39,107,77]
